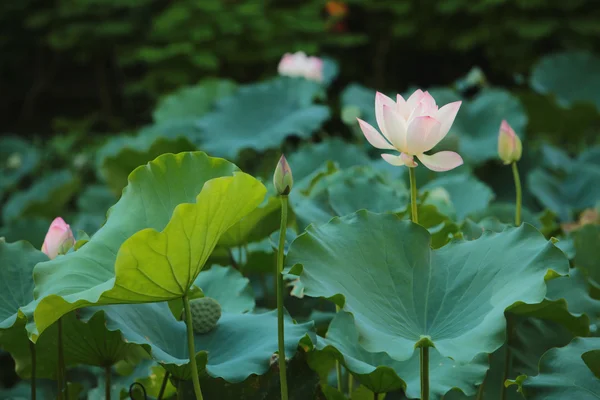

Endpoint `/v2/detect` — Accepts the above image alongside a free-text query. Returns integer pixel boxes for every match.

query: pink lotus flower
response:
[357,90,464,172]
[278,52,324,83]
[41,217,75,259]
[497,120,522,165]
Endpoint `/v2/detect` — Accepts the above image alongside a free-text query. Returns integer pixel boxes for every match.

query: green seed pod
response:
[189,297,222,334]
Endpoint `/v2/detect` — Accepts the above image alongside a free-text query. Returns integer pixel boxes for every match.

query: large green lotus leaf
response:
[518,337,600,399]
[85,302,313,383]
[193,265,255,314]
[528,162,600,221]
[1,311,141,380]
[288,139,371,185]
[285,211,568,363]
[421,174,494,221]
[27,152,265,339]
[467,203,541,229]
[450,88,527,165]
[309,311,488,398]
[153,78,237,123]
[530,51,600,110]
[571,224,600,289]
[96,127,198,194]
[0,241,48,330]
[0,136,40,197]
[2,170,80,223]
[196,78,330,160]
[218,196,282,247]
[546,267,600,328]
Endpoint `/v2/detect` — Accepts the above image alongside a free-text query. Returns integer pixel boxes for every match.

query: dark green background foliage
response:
[2,0,600,133]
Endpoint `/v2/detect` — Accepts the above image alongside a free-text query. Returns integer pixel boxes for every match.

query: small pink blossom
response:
[41,217,75,259]
[357,90,464,172]
[497,120,522,164]
[277,52,324,83]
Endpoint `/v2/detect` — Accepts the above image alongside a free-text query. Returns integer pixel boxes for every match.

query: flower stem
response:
[29,341,36,400]
[409,167,419,224]
[348,374,353,399]
[105,365,111,400]
[57,317,65,400]
[511,162,522,226]
[276,195,289,400]
[334,304,342,392]
[157,370,170,400]
[182,294,204,400]
[420,346,429,400]
[501,316,514,400]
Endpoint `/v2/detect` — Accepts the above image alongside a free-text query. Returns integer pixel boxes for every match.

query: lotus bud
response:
[273,155,293,196]
[498,120,522,164]
[41,217,75,259]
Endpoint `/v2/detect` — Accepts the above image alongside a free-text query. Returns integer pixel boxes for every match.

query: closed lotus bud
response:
[41,217,75,260]
[498,120,522,164]
[273,155,293,195]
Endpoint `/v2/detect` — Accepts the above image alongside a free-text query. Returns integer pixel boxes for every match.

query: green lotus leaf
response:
[218,196,282,247]
[519,337,600,399]
[85,302,313,383]
[309,311,488,398]
[285,211,568,363]
[340,83,379,128]
[467,203,540,229]
[96,127,198,194]
[422,173,494,221]
[193,265,255,314]
[288,139,371,185]
[153,78,237,123]
[571,224,600,289]
[530,51,600,110]
[546,267,600,328]
[27,152,266,340]
[0,136,40,197]
[196,78,330,160]
[528,163,600,221]
[0,217,51,251]
[453,88,527,165]
[2,170,80,223]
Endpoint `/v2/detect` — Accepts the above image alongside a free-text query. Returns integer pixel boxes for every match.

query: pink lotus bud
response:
[273,155,293,196]
[498,120,522,164]
[41,217,75,259]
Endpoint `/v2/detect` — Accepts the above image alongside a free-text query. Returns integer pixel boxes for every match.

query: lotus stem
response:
[501,316,514,400]
[29,341,36,400]
[420,346,429,400]
[374,392,379,400]
[334,304,343,392]
[276,195,290,400]
[57,317,65,400]
[409,167,419,224]
[157,370,170,400]
[182,294,204,400]
[511,162,522,226]
[177,379,184,400]
[105,365,111,400]
[348,374,353,398]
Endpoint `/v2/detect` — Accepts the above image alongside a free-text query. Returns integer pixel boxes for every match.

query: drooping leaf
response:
[285,211,568,363]
[309,311,488,398]
[153,78,237,123]
[518,337,600,399]
[27,152,265,340]
[196,78,330,160]
[530,51,600,111]
[2,170,80,223]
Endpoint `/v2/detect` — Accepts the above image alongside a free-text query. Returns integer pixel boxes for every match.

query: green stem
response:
[57,317,64,400]
[348,374,353,399]
[177,380,184,400]
[374,392,379,400]
[183,294,204,400]
[105,365,111,400]
[420,346,429,400]
[511,162,522,226]
[334,304,342,392]
[409,167,419,224]
[29,341,36,400]
[501,316,513,400]
[476,356,490,400]
[277,195,289,400]
[157,370,170,400]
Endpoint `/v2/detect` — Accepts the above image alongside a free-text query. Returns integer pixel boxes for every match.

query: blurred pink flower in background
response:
[41,217,75,259]
[278,52,324,82]
[357,89,464,172]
